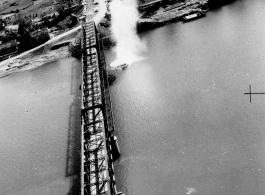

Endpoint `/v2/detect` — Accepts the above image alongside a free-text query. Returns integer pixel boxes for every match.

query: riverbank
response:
[0,25,81,78]
[98,0,209,49]
[137,0,208,32]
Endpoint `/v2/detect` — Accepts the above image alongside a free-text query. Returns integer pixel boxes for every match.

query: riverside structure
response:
[81,20,122,195]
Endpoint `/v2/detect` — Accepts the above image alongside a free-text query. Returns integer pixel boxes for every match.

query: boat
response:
[182,11,206,22]
[115,63,129,71]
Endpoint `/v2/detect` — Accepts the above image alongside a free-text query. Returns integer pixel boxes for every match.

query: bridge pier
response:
[110,136,121,161]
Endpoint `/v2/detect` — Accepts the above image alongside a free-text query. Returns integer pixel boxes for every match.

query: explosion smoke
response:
[93,0,107,25]
[109,0,146,68]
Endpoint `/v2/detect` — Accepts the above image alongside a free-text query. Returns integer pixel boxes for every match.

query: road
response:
[86,0,94,21]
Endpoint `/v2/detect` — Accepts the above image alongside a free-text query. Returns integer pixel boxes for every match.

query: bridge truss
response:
[81,21,117,195]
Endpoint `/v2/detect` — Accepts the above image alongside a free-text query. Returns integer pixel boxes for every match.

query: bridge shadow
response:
[65,58,82,195]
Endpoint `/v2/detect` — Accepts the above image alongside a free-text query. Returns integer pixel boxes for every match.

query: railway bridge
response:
[80,21,122,195]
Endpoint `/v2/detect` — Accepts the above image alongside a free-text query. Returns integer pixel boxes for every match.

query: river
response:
[1,0,265,194]
[105,0,265,194]
[0,57,81,195]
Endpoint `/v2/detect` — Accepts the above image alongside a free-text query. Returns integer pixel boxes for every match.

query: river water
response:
[0,57,81,195]
[1,0,265,194]
[105,0,265,195]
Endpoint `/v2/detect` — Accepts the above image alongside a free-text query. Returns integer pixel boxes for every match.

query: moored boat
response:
[114,63,129,71]
[182,11,206,22]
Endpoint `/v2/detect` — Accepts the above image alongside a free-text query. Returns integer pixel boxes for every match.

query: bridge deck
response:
[81,21,117,195]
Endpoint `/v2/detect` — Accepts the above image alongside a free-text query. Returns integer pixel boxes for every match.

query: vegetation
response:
[68,31,82,59]
[0,29,17,43]
[57,14,78,29]
[0,40,17,54]
[0,19,6,31]
[0,0,82,61]
[55,0,76,12]
[68,42,81,59]
[108,74,116,85]
[0,0,34,14]
[17,17,50,51]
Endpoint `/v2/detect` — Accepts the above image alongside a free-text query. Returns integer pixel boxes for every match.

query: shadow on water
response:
[208,0,239,9]
[65,59,82,195]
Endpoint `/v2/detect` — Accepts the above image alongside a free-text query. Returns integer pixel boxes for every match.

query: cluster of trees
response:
[17,18,37,51]
[0,29,17,43]
[16,16,52,51]
[0,19,6,31]
[57,15,78,29]
[0,0,81,53]
[68,31,82,58]
[55,0,78,12]
[16,9,78,51]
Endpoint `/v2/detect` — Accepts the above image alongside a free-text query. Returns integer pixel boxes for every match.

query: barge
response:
[111,63,129,71]
[182,11,206,22]
[117,63,129,70]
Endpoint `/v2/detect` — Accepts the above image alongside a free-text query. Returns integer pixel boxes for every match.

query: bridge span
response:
[81,21,122,195]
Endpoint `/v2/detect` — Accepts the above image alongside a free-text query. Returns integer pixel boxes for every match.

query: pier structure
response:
[81,21,120,195]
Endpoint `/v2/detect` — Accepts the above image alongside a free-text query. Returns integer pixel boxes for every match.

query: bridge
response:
[80,20,122,195]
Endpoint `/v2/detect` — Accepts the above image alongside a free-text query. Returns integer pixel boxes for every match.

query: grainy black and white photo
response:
[0,0,265,195]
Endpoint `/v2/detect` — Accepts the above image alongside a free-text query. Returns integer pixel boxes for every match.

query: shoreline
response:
[137,0,208,32]
[0,0,235,76]
[99,0,209,49]
[0,25,81,78]
[99,0,238,49]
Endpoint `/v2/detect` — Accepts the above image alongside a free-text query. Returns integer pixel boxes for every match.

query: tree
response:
[68,31,82,58]
[55,0,73,12]
[17,18,33,51]
[0,19,5,31]
[0,29,17,43]
[42,17,53,28]
[138,0,145,6]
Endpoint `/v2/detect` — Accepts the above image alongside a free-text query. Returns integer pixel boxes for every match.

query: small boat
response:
[183,11,206,22]
[115,63,128,71]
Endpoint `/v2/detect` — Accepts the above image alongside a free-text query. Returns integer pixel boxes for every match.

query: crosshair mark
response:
[244,85,265,103]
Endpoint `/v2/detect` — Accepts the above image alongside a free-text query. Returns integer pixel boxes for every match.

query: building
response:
[5,24,18,32]
[0,13,16,24]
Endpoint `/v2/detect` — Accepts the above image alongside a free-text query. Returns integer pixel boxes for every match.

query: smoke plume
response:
[93,0,107,25]
[109,0,146,67]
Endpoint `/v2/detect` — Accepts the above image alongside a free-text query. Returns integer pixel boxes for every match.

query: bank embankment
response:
[137,0,208,32]
[99,0,209,48]
[0,25,81,78]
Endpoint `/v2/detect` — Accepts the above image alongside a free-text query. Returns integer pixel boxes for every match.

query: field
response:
[0,0,33,14]
[0,0,53,15]
[24,0,53,15]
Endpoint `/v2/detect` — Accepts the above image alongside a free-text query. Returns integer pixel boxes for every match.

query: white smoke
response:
[109,0,146,67]
[93,0,107,25]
